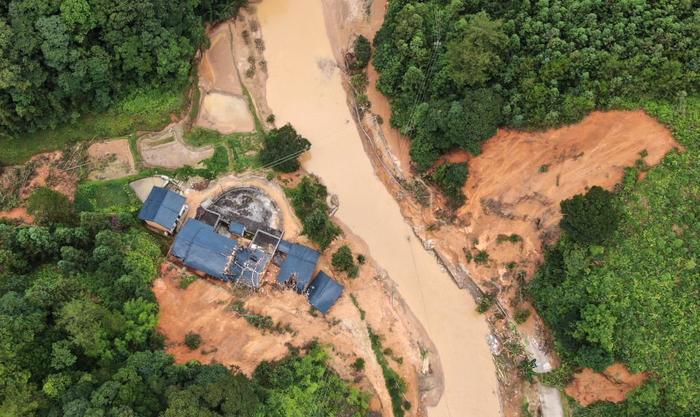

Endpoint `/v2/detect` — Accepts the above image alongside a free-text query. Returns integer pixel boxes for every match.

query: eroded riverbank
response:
[257,1,501,416]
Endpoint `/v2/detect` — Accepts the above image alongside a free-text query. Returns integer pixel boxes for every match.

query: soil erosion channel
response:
[258,1,500,416]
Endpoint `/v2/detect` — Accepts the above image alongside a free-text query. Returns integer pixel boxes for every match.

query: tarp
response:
[138,186,186,231]
[308,271,343,313]
[276,242,320,292]
[171,219,237,280]
[228,222,246,236]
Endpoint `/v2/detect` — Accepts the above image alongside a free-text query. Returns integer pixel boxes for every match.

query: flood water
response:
[257,1,500,416]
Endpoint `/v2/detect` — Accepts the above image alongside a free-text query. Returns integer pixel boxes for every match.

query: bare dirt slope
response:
[314,1,680,415]
[138,120,214,169]
[87,139,136,180]
[565,364,648,406]
[434,110,679,291]
[195,22,255,133]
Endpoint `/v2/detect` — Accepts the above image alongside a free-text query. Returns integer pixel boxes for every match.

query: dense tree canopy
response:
[0,0,246,135]
[0,209,368,416]
[373,0,699,169]
[559,186,620,244]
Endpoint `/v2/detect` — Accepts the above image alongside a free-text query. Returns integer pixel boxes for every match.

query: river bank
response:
[257,1,501,417]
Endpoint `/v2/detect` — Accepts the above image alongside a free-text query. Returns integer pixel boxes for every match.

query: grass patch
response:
[75,177,141,213]
[368,326,409,417]
[0,86,187,166]
[179,275,198,289]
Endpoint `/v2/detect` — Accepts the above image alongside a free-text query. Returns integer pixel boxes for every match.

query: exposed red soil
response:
[565,363,649,406]
[154,175,441,417]
[0,207,34,223]
[23,151,79,200]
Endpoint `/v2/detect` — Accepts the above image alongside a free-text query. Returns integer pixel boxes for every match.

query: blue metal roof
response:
[138,186,186,231]
[277,239,292,254]
[171,219,237,280]
[276,242,320,292]
[228,222,246,236]
[308,271,343,313]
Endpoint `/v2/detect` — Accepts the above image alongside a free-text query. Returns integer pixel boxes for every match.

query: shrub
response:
[476,293,495,313]
[184,332,202,350]
[352,357,366,372]
[474,250,490,264]
[266,114,275,124]
[514,308,531,324]
[560,186,620,244]
[357,254,366,264]
[519,358,537,383]
[431,162,468,207]
[179,275,198,289]
[259,124,311,172]
[28,187,74,225]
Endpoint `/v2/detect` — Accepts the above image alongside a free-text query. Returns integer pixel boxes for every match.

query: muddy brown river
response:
[258,0,500,416]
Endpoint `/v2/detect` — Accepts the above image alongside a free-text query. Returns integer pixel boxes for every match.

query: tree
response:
[259,124,311,172]
[332,245,358,277]
[350,35,371,70]
[445,12,507,88]
[560,186,620,244]
[431,162,468,207]
[184,332,202,350]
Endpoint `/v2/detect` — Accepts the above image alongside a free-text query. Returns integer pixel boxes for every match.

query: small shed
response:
[276,241,320,292]
[228,222,246,236]
[308,271,344,313]
[170,219,237,280]
[138,186,187,234]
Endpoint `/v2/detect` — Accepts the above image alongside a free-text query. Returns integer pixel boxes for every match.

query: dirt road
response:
[257,1,501,416]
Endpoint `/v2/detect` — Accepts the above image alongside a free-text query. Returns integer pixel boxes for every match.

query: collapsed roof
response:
[171,219,237,280]
[308,271,344,313]
[276,241,321,292]
[138,186,186,231]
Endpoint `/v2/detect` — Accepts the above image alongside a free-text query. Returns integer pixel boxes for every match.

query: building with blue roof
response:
[170,219,237,280]
[276,241,321,292]
[307,271,344,313]
[229,246,270,288]
[138,186,187,234]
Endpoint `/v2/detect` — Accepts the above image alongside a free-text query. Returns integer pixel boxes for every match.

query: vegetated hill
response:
[373,0,699,170]
[529,98,700,417]
[0,0,246,135]
[0,209,369,416]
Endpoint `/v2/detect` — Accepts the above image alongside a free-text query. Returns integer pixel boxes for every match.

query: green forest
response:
[0,0,246,135]
[373,0,699,170]
[529,98,700,417]
[0,207,369,416]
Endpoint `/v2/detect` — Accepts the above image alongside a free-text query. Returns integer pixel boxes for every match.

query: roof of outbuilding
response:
[138,186,186,231]
[276,242,320,292]
[308,271,343,313]
[171,219,237,280]
[228,222,246,236]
